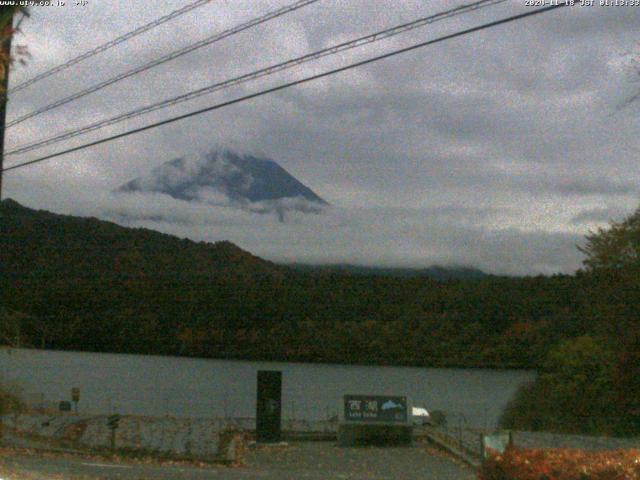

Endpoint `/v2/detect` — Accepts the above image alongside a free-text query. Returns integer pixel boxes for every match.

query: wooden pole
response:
[0,15,13,201]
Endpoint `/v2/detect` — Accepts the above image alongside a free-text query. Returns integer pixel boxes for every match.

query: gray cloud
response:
[42,188,585,276]
[553,178,638,196]
[570,206,630,226]
[4,0,640,274]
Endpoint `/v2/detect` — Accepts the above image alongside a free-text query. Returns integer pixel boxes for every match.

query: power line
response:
[5,0,507,157]
[5,0,321,128]
[1,3,569,174]
[8,0,212,94]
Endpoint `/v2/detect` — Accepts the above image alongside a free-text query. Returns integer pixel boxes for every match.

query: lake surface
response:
[0,347,535,429]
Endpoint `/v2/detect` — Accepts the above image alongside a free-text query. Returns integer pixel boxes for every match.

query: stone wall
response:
[1,413,243,459]
[1,413,338,458]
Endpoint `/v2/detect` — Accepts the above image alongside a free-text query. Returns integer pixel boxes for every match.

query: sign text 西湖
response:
[343,395,408,423]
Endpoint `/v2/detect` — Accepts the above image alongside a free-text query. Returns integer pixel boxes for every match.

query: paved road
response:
[0,441,475,479]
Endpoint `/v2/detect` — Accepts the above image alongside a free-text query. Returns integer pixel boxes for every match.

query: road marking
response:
[81,462,132,469]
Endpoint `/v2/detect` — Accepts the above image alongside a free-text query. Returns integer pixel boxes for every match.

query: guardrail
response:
[420,412,489,468]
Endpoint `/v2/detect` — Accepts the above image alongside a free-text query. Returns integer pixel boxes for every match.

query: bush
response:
[479,447,640,480]
[500,336,624,436]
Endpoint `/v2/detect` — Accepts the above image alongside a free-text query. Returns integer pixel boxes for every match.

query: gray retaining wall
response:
[511,430,640,451]
[1,413,338,458]
[1,414,232,458]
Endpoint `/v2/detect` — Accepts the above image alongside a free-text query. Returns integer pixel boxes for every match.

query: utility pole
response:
[0,14,13,201]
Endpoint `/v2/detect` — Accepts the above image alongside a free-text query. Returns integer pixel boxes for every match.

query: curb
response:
[1,442,86,456]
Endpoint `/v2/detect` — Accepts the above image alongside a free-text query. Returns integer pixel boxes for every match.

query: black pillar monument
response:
[256,370,282,443]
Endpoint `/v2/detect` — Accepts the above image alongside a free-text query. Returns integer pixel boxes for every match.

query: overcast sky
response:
[4,0,640,275]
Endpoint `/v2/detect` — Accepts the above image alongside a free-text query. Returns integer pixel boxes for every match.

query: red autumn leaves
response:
[480,447,640,480]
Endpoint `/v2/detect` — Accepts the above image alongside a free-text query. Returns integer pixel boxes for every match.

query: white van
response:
[412,407,431,426]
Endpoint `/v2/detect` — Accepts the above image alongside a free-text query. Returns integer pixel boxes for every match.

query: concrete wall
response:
[512,430,640,451]
[1,414,236,458]
[1,413,338,458]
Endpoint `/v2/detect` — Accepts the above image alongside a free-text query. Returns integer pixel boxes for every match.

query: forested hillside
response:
[0,198,636,371]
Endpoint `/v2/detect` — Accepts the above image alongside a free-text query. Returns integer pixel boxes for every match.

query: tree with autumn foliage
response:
[0,6,30,96]
[614,332,640,435]
[579,205,640,433]
[501,206,640,436]
[579,206,640,272]
[500,336,619,435]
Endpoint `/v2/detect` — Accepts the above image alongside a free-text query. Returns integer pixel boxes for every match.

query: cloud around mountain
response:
[115,147,328,219]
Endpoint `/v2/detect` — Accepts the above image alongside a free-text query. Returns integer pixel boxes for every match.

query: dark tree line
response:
[1,199,640,434]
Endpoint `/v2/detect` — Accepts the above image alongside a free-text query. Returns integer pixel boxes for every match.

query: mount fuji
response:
[116,148,328,216]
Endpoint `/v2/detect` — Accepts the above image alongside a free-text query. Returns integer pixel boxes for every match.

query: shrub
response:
[479,447,640,480]
[500,336,623,436]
